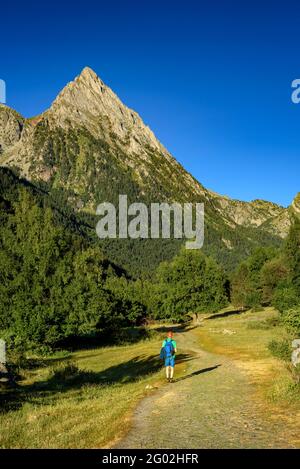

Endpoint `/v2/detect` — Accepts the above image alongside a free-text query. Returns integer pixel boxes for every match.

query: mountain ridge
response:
[0,67,294,273]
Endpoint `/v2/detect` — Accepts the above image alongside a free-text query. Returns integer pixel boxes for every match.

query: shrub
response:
[49,361,80,382]
[265,316,281,327]
[272,285,299,313]
[247,320,268,330]
[269,375,300,402]
[247,316,280,330]
[108,326,151,345]
[281,306,300,335]
[246,291,262,310]
[268,339,292,362]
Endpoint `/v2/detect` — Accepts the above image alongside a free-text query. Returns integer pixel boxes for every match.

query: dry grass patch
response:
[194,307,299,403]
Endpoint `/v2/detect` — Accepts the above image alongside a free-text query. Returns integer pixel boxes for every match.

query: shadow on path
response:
[174,364,221,382]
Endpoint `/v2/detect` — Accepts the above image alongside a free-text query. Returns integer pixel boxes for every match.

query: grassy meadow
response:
[0,328,190,449]
[195,307,300,407]
[1,309,299,448]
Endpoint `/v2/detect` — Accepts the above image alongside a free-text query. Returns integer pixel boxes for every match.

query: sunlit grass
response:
[194,307,299,406]
[0,334,172,448]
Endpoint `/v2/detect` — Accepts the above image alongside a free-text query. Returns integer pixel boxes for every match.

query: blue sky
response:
[1,0,300,207]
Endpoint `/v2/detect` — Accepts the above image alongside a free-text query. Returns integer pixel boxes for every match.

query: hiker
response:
[161,331,177,383]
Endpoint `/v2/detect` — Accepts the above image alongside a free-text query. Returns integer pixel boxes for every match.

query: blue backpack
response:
[160,340,175,360]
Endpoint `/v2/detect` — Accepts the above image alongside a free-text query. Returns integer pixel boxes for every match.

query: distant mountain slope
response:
[291,193,300,220]
[0,67,293,274]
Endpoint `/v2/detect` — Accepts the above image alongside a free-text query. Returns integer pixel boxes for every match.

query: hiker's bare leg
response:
[170,366,174,379]
[165,366,170,379]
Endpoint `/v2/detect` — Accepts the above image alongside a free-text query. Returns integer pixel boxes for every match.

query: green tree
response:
[284,217,300,291]
[231,263,252,309]
[260,257,288,304]
[231,247,278,309]
[0,189,140,351]
[152,249,228,321]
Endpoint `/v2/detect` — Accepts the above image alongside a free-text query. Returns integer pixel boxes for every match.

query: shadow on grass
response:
[152,323,197,334]
[57,326,152,351]
[174,364,221,382]
[0,352,195,414]
[206,309,245,320]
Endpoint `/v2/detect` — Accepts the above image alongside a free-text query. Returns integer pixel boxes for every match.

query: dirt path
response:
[114,328,297,449]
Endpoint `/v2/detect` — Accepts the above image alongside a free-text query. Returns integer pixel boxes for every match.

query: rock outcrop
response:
[0,105,24,153]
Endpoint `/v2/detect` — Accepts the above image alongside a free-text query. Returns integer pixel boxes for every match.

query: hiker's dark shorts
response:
[165,356,175,367]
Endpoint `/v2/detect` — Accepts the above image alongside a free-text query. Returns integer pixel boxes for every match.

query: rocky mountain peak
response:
[78,66,100,81]
[48,67,162,154]
[0,68,294,245]
[61,66,107,100]
[49,66,114,118]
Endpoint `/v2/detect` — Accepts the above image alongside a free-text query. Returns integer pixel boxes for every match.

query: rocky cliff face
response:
[0,67,294,270]
[0,105,24,153]
[212,197,291,238]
